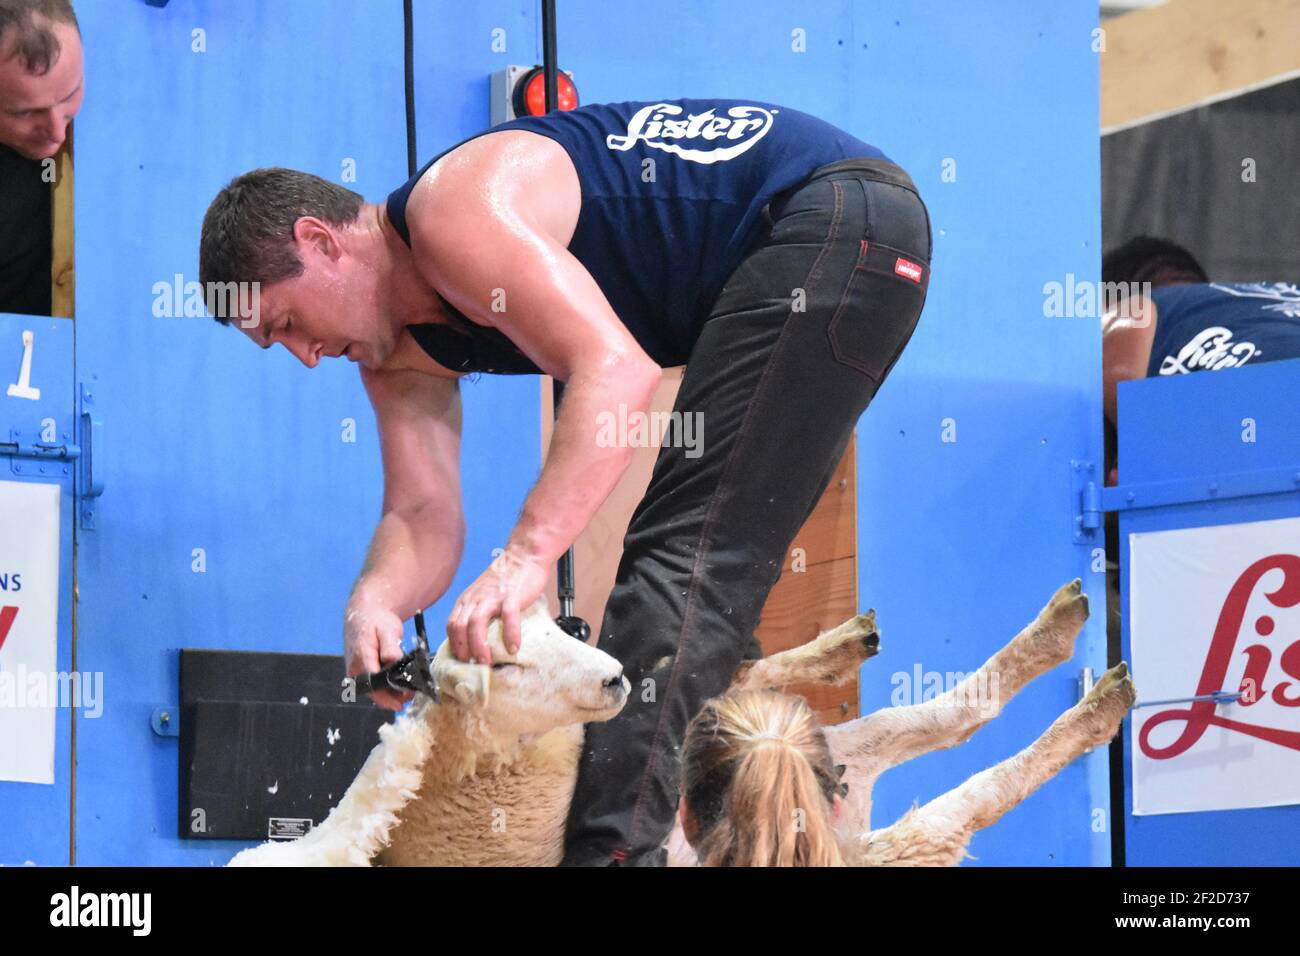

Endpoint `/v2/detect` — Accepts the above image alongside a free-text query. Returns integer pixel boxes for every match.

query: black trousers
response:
[559,157,933,866]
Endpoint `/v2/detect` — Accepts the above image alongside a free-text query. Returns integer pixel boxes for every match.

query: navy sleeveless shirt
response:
[387,97,888,375]
[1147,282,1300,376]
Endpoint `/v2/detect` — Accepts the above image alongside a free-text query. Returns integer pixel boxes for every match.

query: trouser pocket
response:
[826,237,930,383]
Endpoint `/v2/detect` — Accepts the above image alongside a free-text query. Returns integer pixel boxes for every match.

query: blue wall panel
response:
[480,0,1106,863]
[72,0,410,865]
[852,3,1107,865]
[61,0,1106,865]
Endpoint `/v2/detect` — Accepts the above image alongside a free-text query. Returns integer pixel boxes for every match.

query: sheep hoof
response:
[1077,661,1136,747]
[1044,577,1083,613]
[1025,581,1089,670]
[825,610,880,662]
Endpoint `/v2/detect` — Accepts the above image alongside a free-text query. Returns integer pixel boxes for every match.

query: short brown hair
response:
[0,0,80,75]
[199,167,365,325]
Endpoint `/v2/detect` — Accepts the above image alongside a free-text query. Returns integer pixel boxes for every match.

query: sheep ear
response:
[439,661,490,708]
[453,677,488,708]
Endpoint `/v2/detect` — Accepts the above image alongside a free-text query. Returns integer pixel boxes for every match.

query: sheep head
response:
[431,595,630,737]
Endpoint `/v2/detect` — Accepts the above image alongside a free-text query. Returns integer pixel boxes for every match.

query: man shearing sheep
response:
[199,97,932,866]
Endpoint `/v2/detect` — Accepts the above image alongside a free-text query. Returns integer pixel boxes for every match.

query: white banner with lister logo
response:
[0,479,61,784]
[1130,516,1300,815]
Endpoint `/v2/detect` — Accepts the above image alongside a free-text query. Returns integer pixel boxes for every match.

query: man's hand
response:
[344,598,414,712]
[446,546,548,664]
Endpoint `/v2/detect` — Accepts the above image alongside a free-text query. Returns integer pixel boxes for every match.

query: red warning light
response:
[514,66,580,117]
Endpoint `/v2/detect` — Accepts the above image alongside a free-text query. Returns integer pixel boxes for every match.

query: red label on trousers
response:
[895,258,923,282]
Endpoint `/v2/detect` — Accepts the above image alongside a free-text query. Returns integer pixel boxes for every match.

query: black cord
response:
[540,0,576,620]
[405,0,426,647]
[404,0,417,177]
[397,0,582,635]
[541,0,558,113]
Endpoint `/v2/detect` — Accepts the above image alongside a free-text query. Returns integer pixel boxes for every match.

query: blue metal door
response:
[1111,358,1300,864]
[0,313,77,865]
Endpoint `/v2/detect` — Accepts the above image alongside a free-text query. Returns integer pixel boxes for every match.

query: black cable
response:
[541,0,558,113]
[400,0,585,641]
[539,0,579,625]
[404,0,417,177]
[405,0,426,649]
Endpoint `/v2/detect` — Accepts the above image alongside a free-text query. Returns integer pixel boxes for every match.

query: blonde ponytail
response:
[682,689,854,866]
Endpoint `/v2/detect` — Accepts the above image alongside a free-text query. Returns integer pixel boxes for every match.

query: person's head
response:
[1101,235,1208,290]
[0,0,82,159]
[679,688,852,866]
[200,167,398,370]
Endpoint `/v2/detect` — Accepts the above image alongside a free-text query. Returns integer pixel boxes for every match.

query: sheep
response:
[227,592,628,866]
[230,578,1133,866]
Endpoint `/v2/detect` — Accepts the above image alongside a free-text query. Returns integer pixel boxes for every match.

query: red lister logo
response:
[1139,554,1300,759]
[895,258,923,282]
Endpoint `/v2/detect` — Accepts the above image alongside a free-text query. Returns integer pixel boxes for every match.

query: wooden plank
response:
[752,548,859,656]
[785,432,855,568]
[1101,0,1300,133]
[50,132,74,318]
[752,552,861,725]
[541,371,860,726]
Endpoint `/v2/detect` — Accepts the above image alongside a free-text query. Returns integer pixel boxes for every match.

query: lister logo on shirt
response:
[606,103,777,164]
[1158,326,1260,375]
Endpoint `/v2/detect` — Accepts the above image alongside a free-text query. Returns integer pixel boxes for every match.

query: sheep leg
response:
[856,661,1135,866]
[823,578,1090,816]
[670,580,1090,863]
[728,610,879,692]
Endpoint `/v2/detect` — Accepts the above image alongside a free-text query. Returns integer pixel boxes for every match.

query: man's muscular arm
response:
[344,365,466,709]
[1101,292,1158,488]
[1101,292,1158,428]
[406,134,662,661]
[351,365,465,615]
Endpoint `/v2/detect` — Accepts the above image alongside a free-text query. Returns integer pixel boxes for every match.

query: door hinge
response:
[1071,459,1102,544]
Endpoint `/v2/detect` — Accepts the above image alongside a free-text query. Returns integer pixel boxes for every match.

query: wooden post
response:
[50,130,74,319]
